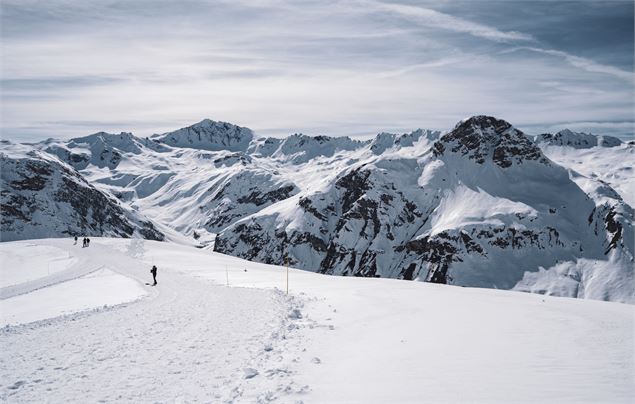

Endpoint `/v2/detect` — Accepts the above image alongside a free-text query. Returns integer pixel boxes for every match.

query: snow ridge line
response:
[0,264,105,300]
[0,298,136,335]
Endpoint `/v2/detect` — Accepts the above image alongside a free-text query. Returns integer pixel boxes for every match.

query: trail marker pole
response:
[285,255,289,295]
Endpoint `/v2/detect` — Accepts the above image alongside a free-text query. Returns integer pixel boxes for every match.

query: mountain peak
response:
[452,115,515,137]
[71,131,136,144]
[369,129,440,155]
[434,115,548,168]
[153,119,253,152]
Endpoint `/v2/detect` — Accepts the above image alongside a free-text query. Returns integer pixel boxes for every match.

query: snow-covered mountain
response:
[215,116,634,302]
[0,142,164,242]
[1,116,632,302]
[152,118,254,152]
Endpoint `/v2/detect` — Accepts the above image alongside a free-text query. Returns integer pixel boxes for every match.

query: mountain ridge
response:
[1,116,633,302]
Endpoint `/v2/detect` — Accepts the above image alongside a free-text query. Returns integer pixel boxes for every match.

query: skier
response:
[86,238,90,247]
[150,265,157,286]
[82,238,87,248]
[74,236,78,245]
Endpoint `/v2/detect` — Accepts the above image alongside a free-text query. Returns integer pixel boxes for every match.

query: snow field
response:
[0,243,77,288]
[0,268,147,326]
[1,237,633,403]
[541,143,635,207]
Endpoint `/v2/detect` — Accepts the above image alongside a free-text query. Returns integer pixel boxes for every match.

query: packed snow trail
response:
[0,239,310,403]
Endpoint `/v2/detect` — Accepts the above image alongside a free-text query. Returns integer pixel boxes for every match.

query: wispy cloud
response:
[361,0,533,42]
[1,76,124,90]
[375,56,469,78]
[508,47,634,82]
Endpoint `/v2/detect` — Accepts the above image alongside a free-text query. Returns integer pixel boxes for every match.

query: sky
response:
[1,0,633,141]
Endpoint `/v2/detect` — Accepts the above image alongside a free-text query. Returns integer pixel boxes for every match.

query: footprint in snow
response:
[311,357,321,364]
[243,368,259,379]
[8,380,26,390]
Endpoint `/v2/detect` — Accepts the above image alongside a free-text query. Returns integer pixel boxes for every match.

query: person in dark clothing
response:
[74,236,78,245]
[150,265,157,286]
[86,238,90,247]
[82,238,86,248]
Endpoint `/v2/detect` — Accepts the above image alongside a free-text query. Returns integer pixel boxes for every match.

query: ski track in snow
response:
[0,240,312,403]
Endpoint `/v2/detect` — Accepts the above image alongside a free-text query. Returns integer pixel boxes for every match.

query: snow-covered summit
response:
[433,115,548,168]
[152,119,253,152]
[369,129,440,155]
[70,132,142,153]
[536,129,623,148]
[249,133,368,163]
[42,131,170,170]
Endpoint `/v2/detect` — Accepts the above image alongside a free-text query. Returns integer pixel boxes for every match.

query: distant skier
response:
[82,238,87,248]
[86,238,91,247]
[150,265,157,286]
[74,236,78,245]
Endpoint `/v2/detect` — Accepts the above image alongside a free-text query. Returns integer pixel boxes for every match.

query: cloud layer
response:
[1,0,633,140]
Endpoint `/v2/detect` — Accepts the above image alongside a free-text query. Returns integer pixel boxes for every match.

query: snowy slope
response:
[1,238,632,402]
[1,267,147,325]
[537,134,635,207]
[0,143,164,242]
[1,116,633,302]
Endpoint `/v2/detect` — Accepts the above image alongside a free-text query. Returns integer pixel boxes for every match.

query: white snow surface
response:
[0,267,147,326]
[429,185,538,235]
[1,238,633,403]
[0,243,77,287]
[540,142,635,207]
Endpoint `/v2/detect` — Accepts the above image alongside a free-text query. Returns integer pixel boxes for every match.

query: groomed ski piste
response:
[1,238,633,403]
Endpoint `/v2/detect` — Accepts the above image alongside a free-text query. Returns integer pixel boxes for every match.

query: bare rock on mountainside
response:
[0,148,164,242]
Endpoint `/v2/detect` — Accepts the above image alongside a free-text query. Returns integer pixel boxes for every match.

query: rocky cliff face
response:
[433,115,549,168]
[0,148,164,242]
